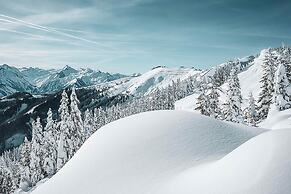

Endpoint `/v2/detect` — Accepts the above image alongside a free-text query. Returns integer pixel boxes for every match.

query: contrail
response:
[0,27,67,42]
[0,14,114,50]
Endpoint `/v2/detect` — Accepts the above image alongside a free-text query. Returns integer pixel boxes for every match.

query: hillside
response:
[0,87,129,153]
[31,111,266,194]
[0,64,36,97]
[109,66,201,96]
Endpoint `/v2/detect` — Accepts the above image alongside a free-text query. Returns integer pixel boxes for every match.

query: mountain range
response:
[0,64,127,97]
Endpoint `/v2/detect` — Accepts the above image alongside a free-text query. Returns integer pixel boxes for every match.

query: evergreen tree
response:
[244,92,258,126]
[43,108,57,176]
[0,167,16,194]
[257,49,275,120]
[19,137,31,188]
[274,63,290,110]
[208,83,221,119]
[57,90,71,170]
[223,68,243,123]
[84,109,94,139]
[70,87,85,151]
[195,81,210,116]
[30,117,44,185]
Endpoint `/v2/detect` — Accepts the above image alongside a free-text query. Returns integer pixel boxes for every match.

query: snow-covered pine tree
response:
[70,87,85,151]
[93,107,106,129]
[244,92,258,126]
[84,109,94,139]
[0,148,21,193]
[185,76,195,95]
[208,83,221,119]
[195,81,210,116]
[19,137,31,189]
[257,49,276,120]
[223,68,244,123]
[274,63,290,110]
[30,117,45,185]
[43,108,57,177]
[0,167,17,194]
[57,90,71,170]
[281,45,291,82]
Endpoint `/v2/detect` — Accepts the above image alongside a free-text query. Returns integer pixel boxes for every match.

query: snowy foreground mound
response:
[31,110,291,194]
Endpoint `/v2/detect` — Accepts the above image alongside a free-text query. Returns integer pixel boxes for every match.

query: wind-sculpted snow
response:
[32,110,265,194]
[161,129,291,194]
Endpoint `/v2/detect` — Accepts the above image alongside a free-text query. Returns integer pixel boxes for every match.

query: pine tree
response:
[0,167,17,194]
[43,108,57,177]
[70,87,85,150]
[208,83,221,119]
[257,49,275,120]
[84,109,94,139]
[245,92,258,126]
[195,81,210,116]
[224,68,243,123]
[19,137,31,189]
[57,90,71,170]
[274,63,290,110]
[281,45,291,82]
[30,117,44,185]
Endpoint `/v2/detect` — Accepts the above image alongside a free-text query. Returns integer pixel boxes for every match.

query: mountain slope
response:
[19,67,57,87]
[38,65,127,94]
[31,110,265,194]
[0,64,127,96]
[110,66,201,96]
[175,49,274,110]
[0,64,36,97]
[0,87,129,153]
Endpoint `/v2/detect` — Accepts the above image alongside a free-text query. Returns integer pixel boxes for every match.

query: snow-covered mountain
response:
[31,110,291,194]
[0,64,36,97]
[20,67,57,87]
[0,64,127,96]
[38,65,127,93]
[175,48,290,111]
[108,66,202,96]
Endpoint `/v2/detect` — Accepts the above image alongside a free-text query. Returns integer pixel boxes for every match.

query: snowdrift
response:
[260,104,291,129]
[161,129,291,194]
[32,110,265,194]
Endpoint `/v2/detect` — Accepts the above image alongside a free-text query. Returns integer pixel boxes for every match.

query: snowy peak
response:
[57,65,78,78]
[0,64,127,95]
[0,64,36,97]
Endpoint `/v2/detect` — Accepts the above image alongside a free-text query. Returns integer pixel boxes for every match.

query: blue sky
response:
[0,0,290,74]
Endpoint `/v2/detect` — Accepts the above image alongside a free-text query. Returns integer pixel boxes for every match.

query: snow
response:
[260,104,291,129]
[175,93,199,111]
[175,50,266,111]
[110,67,201,96]
[32,110,265,194]
[160,129,291,194]
[0,64,36,97]
[238,53,264,101]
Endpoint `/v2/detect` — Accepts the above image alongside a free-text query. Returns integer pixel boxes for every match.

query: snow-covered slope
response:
[0,64,36,97]
[32,110,266,194]
[19,67,57,87]
[38,65,126,93]
[161,129,291,194]
[259,104,291,129]
[175,50,267,111]
[0,64,127,95]
[110,66,201,95]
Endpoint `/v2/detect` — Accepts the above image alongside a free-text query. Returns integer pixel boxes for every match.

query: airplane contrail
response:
[0,14,115,50]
